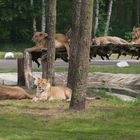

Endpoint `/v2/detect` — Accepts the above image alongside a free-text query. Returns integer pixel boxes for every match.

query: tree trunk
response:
[67,0,81,89]
[41,0,46,32]
[68,0,93,111]
[93,0,99,36]
[17,58,25,86]
[42,0,56,85]
[104,0,113,36]
[24,51,34,89]
[30,0,37,33]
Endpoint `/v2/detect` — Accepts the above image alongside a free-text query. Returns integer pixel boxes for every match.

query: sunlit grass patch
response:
[0,97,139,140]
[0,64,140,74]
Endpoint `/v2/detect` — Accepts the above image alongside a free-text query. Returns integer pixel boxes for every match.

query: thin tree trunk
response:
[30,0,37,33]
[104,0,113,36]
[69,0,93,111]
[136,0,140,26]
[42,0,56,85]
[41,0,46,32]
[93,0,99,36]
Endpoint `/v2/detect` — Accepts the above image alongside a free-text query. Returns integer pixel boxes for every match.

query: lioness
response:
[26,32,70,58]
[92,36,129,45]
[32,78,72,102]
[0,85,32,100]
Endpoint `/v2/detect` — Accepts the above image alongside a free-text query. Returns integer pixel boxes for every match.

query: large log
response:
[88,72,140,97]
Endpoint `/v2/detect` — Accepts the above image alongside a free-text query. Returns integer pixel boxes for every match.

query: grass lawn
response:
[0,94,140,140]
[1,64,140,74]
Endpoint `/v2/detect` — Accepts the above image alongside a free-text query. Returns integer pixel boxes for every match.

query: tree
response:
[93,0,99,36]
[67,0,81,89]
[68,0,93,111]
[30,0,37,33]
[104,0,113,35]
[42,0,56,85]
[41,0,46,32]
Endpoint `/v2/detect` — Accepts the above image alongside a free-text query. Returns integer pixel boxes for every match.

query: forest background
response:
[0,0,139,45]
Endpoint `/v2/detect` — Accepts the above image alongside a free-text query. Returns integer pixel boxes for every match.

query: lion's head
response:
[32,32,48,43]
[36,78,51,97]
[132,27,140,40]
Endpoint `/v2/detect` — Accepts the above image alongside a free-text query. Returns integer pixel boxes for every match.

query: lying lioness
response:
[92,36,129,45]
[0,85,32,100]
[32,78,72,102]
[26,32,70,58]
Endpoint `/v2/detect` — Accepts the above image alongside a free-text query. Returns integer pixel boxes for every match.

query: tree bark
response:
[24,51,34,89]
[41,0,46,32]
[67,0,82,89]
[30,0,37,33]
[17,58,25,86]
[68,0,93,111]
[104,0,113,36]
[42,0,56,85]
[93,0,99,36]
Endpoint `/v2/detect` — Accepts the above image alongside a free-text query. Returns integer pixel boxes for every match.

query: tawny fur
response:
[131,38,140,44]
[131,27,140,44]
[32,78,72,102]
[0,85,32,100]
[92,36,129,45]
[26,32,70,58]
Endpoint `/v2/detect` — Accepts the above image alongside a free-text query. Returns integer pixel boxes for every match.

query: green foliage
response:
[57,0,72,33]
[0,0,138,44]
[124,32,132,42]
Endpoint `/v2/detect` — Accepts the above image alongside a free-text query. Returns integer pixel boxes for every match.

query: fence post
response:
[17,58,25,86]
[24,51,34,89]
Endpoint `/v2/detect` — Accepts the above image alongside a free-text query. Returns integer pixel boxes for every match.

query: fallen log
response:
[88,72,140,97]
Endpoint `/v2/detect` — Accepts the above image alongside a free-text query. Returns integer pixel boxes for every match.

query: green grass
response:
[0,52,23,59]
[0,65,140,74]
[89,65,140,74]
[0,96,139,140]
[56,65,140,74]
[0,42,32,59]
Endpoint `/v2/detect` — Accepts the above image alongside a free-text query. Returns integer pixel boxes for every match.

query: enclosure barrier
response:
[19,44,140,89]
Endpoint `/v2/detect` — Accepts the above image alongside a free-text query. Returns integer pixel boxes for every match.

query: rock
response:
[116,60,129,67]
[4,52,15,59]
